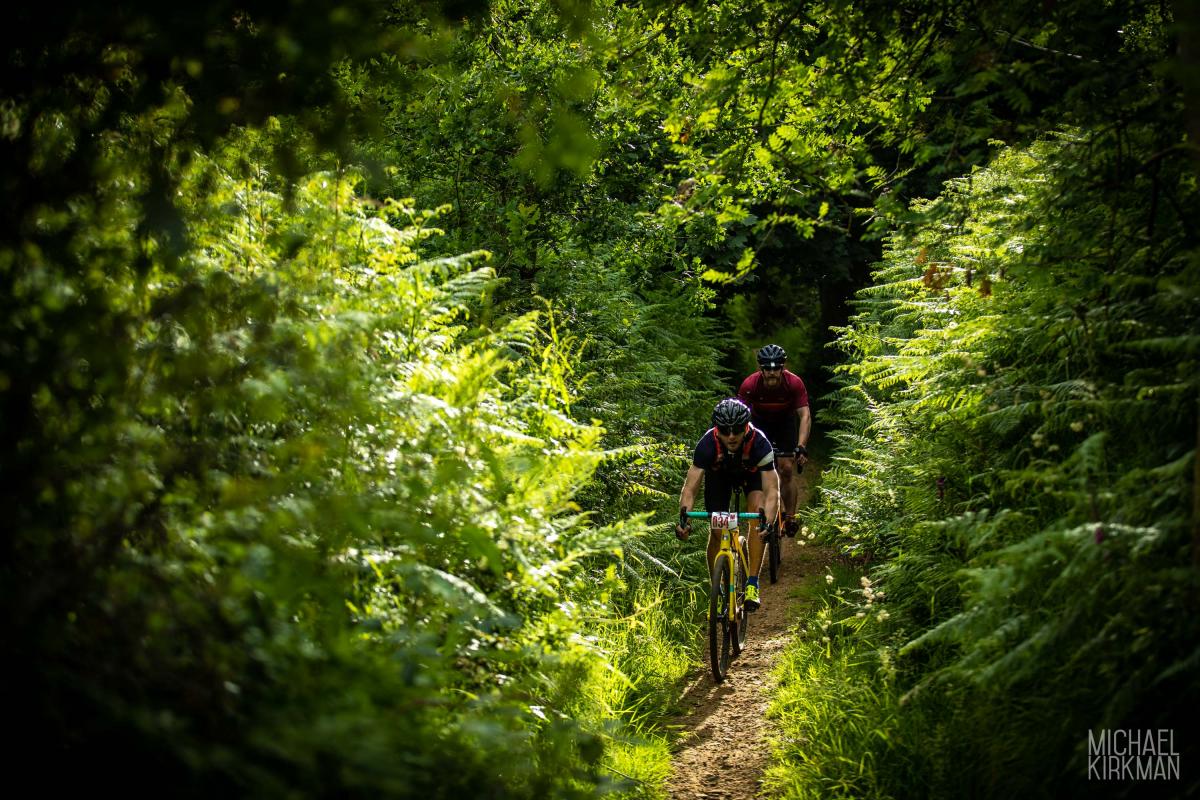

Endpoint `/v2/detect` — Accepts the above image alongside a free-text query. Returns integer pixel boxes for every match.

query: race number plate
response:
[709,512,739,530]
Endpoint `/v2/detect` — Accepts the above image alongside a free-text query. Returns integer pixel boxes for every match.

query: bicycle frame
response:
[679,480,769,682]
[686,505,762,683]
[685,509,758,623]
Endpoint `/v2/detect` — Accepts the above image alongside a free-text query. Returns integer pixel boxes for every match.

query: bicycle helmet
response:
[712,398,751,428]
[756,344,787,369]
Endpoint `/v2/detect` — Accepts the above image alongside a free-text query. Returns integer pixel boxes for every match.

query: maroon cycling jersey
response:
[738,370,809,423]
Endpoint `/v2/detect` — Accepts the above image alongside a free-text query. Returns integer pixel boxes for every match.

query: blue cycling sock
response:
[747,576,759,588]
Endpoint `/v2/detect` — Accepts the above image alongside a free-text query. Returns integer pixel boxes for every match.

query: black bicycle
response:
[765,512,782,584]
[764,449,799,584]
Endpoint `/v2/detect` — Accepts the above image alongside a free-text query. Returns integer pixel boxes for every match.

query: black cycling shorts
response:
[703,468,765,512]
[754,414,799,457]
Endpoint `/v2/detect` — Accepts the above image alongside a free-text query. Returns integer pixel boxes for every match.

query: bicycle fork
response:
[724,529,745,621]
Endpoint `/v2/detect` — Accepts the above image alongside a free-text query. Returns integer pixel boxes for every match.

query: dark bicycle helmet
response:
[756,344,787,369]
[712,397,751,428]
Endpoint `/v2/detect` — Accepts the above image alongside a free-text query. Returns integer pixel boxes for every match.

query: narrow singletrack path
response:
[668,466,832,800]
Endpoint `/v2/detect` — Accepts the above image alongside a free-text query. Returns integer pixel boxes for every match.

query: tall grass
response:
[571,580,700,798]
[765,564,905,800]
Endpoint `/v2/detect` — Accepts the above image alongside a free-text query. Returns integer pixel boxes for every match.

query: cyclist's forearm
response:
[797,406,812,449]
[680,486,696,511]
[679,466,703,510]
[764,471,781,521]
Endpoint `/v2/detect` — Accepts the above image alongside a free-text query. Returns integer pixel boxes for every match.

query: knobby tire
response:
[708,556,732,683]
[768,528,780,584]
[734,539,748,652]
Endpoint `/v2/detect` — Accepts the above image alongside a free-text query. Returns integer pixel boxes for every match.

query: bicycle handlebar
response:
[685,511,761,520]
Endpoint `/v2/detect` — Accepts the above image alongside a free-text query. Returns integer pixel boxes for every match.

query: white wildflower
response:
[878,610,890,621]
[825,574,834,584]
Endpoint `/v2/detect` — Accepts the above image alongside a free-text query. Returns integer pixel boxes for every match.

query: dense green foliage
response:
[9,134,642,794]
[4,0,1198,797]
[3,2,730,795]
[766,2,1200,796]
[774,137,1199,798]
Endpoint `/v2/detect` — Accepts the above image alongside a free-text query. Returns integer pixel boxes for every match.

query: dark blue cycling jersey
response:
[692,425,775,512]
[692,425,776,474]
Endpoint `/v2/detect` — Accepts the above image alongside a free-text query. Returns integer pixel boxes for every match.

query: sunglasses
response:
[716,424,748,436]
[761,364,783,372]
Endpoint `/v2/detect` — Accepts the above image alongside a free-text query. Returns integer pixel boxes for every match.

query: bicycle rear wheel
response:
[708,556,732,683]
[768,527,780,584]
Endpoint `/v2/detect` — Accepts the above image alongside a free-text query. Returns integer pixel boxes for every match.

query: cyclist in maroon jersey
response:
[738,344,811,536]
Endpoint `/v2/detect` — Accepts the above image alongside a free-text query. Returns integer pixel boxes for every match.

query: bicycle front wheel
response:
[768,527,780,584]
[708,556,732,683]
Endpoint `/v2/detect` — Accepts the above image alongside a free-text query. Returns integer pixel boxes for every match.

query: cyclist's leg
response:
[703,470,733,573]
[777,415,801,528]
[757,416,799,533]
[775,455,796,526]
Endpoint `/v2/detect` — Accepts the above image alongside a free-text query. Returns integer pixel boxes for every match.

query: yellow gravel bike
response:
[681,501,765,683]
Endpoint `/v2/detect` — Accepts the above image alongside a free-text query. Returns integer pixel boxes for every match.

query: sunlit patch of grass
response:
[574,582,697,798]
[763,566,911,800]
[764,636,902,798]
[603,735,674,799]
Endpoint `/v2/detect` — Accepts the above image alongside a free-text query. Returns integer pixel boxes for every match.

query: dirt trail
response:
[668,469,831,800]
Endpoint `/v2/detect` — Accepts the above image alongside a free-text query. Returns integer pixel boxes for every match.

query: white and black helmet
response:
[712,398,751,429]
[757,344,786,369]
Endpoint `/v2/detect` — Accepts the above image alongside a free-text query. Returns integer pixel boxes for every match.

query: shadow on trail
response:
[670,668,739,745]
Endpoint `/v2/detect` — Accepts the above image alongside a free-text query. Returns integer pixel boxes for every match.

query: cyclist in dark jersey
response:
[738,344,811,537]
[675,398,780,611]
